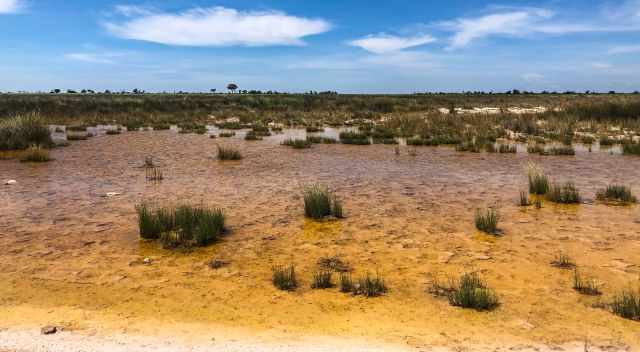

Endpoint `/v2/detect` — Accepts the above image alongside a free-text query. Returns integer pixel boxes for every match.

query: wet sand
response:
[1,130,639,351]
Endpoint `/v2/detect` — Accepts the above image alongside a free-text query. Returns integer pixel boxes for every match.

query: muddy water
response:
[1,130,639,350]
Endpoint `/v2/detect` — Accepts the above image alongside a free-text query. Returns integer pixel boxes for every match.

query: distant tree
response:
[53,89,61,94]
[633,91,639,94]
[210,89,216,93]
[67,89,77,94]
[609,90,616,94]
[227,83,238,93]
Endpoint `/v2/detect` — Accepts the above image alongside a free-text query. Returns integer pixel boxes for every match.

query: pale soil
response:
[1,130,639,351]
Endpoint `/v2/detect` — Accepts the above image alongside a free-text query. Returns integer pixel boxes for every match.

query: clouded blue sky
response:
[1,0,640,93]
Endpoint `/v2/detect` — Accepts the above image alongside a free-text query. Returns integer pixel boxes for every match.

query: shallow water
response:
[1,130,639,349]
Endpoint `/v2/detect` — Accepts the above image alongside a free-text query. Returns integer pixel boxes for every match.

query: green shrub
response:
[311,270,334,289]
[219,132,236,138]
[448,272,499,311]
[0,113,53,150]
[306,126,324,133]
[20,145,52,162]
[217,146,242,160]
[499,144,517,153]
[273,265,298,291]
[339,131,370,145]
[306,136,322,144]
[547,182,581,204]
[596,184,637,204]
[475,207,500,235]
[244,131,262,141]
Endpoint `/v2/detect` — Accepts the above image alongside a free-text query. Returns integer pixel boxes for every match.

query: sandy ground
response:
[1,129,639,351]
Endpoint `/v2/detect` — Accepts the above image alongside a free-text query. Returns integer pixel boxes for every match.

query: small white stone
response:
[143,257,152,264]
[105,192,121,197]
[4,180,16,185]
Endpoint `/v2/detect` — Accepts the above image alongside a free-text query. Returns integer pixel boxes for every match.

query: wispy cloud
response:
[65,52,128,64]
[608,44,640,55]
[441,3,640,49]
[349,34,436,54]
[0,0,22,14]
[522,72,544,83]
[104,6,331,47]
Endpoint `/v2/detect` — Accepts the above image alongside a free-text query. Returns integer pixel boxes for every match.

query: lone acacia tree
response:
[227,83,238,93]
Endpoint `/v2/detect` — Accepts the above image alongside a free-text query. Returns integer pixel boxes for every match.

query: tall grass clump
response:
[20,145,52,162]
[244,131,263,141]
[596,184,637,204]
[353,272,388,297]
[303,184,344,219]
[272,265,298,291]
[448,272,499,311]
[217,145,242,160]
[527,163,549,195]
[339,131,370,145]
[475,207,500,235]
[135,203,225,247]
[623,142,640,155]
[282,138,312,149]
[610,289,640,321]
[0,113,53,150]
[311,270,334,289]
[547,182,581,204]
[519,191,532,206]
[340,273,354,293]
[573,269,602,296]
[551,252,575,269]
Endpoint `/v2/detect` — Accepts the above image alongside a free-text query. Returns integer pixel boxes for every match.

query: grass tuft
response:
[0,113,53,151]
[272,265,298,291]
[551,252,575,269]
[547,182,581,204]
[610,289,640,321]
[448,272,499,311]
[20,145,52,162]
[527,162,549,195]
[475,207,500,235]
[519,191,532,206]
[353,272,388,297]
[311,270,334,289]
[596,184,637,204]
[573,269,602,296]
[217,145,242,160]
[303,184,344,219]
[282,138,312,149]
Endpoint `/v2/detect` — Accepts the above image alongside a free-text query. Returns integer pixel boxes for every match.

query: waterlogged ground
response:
[1,129,640,351]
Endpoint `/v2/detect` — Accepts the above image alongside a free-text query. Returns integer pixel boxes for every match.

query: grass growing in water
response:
[353,273,388,297]
[282,138,312,149]
[244,131,262,141]
[311,270,334,289]
[547,182,581,204]
[573,269,602,296]
[0,113,53,150]
[551,252,575,269]
[519,191,532,206]
[272,265,298,291]
[339,131,370,145]
[303,184,344,219]
[135,203,225,247]
[596,184,637,204]
[622,142,640,155]
[448,272,499,311]
[610,289,640,321]
[527,163,549,195]
[475,207,500,235]
[20,145,52,162]
[219,132,236,138]
[217,146,242,160]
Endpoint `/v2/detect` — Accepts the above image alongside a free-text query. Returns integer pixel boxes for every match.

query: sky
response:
[1,0,640,93]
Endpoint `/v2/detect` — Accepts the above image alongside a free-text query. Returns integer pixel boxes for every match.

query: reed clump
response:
[448,272,499,311]
[303,184,344,219]
[311,270,334,289]
[519,191,532,206]
[573,269,602,296]
[475,207,500,235]
[217,146,242,160]
[339,131,370,145]
[135,203,226,248]
[622,142,640,155]
[596,184,637,204]
[20,145,52,162]
[283,138,312,149]
[272,265,298,291]
[352,273,388,297]
[551,252,575,269]
[219,132,236,138]
[610,288,640,321]
[0,113,53,150]
[527,163,549,195]
[547,182,581,204]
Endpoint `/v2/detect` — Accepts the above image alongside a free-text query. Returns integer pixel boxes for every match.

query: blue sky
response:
[1,0,640,93]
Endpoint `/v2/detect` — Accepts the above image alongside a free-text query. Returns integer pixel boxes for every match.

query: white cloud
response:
[442,5,640,49]
[0,0,21,14]
[349,34,436,54]
[104,6,331,47]
[591,62,613,69]
[608,44,640,55]
[522,73,544,83]
[65,52,127,64]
